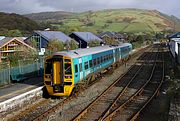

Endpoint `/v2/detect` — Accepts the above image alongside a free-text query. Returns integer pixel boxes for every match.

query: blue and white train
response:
[44,43,132,96]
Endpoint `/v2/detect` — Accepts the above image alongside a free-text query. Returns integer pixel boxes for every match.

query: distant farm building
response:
[0,37,35,62]
[98,32,125,45]
[69,32,103,48]
[24,31,72,51]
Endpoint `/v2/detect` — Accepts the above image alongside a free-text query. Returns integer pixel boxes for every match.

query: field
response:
[25,9,180,34]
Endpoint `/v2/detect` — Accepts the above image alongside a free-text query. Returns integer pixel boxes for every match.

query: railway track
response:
[72,45,160,121]
[4,45,150,121]
[101,47,164,121]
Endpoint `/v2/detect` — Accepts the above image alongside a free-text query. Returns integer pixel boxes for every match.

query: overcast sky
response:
[0,0,180,18]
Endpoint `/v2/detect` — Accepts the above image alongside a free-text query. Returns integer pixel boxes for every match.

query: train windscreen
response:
[64,63,72,74]
[45,60,52,74]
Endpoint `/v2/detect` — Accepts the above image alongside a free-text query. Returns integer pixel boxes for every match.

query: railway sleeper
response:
[149,81,161,84]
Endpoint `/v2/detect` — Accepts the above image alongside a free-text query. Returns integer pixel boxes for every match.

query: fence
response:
[0,58,44,86]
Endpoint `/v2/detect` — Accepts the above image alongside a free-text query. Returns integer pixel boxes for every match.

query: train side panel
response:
[121,44,132,59]
[73,49,115,84]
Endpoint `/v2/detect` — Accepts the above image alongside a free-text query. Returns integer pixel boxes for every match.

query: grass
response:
[52,9,174,33]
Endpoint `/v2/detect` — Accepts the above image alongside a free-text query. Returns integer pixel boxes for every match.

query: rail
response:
[72,46,154,121]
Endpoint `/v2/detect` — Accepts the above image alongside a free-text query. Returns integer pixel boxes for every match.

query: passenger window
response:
[101,56,103,63]
[106,55,108,60]
[97,58,100,64]
[89,60,93,68]
[84,61,88,70]
[111,54,113,58]
[79,63,82,72]
[75,64,78,73]
[104,56,106,62]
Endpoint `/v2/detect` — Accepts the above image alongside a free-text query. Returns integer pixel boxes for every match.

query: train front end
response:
[44,55,74,96]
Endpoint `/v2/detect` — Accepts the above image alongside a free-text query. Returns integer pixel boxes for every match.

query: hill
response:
[0,12,41,35]
[25,11,74,22]
[25,9,180,33]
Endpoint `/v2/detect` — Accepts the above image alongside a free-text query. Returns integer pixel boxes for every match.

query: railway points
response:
[1,44,177,121]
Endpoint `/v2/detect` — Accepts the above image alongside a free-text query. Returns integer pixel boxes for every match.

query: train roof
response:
[53,43,132,58]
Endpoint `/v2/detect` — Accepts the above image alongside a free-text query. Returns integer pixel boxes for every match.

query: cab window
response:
[45,60,52,74]
[65,63,72,74]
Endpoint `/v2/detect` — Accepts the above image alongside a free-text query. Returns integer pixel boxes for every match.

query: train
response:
[44,43,132,96]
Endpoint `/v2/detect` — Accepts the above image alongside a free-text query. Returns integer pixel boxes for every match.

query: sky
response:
[0,0,180,18]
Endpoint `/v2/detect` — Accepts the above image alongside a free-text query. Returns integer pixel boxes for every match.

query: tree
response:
[88,40,100,47]
[69,39,78,50]
[135,35,145,42]
[6,29,23,37]
[45,39,64,55]
[127,33,136,42]
[29,38,38,49]
[6,46,37,67]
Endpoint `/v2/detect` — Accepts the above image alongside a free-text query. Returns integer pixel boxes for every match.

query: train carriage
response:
[44,43,132,96]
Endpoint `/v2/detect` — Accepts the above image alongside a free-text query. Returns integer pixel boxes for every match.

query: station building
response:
[0,37,35,62]
[24,31,72,53]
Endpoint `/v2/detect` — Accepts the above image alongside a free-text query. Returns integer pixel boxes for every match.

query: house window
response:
[31,35,41,50]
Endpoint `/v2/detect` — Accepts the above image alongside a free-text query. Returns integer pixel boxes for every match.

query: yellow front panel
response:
[53,61,61,85]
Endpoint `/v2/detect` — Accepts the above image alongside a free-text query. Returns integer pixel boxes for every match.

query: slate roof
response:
[0,37,34,49]
[169,32,180,38]
[98,32,124,39]
[72,32,103,42]
[98,32,115,38]
[35,31,72,42]
[0,37,24,47]
[0,36,5,41]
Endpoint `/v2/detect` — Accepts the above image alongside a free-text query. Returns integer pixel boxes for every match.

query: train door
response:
[115,48,119,61]
[53,59,63,85]
[79,58,83,80]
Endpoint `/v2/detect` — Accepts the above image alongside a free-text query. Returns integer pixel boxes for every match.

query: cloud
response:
[0,0,179,18]
[0,0,56,14]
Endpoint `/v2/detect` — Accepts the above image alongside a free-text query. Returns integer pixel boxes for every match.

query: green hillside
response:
[25,9,180,34]
[0,12,41,36]
[25,11,74,22]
